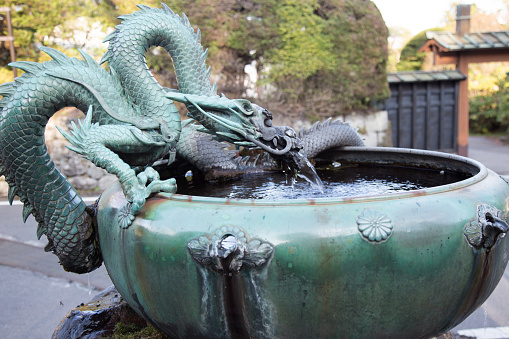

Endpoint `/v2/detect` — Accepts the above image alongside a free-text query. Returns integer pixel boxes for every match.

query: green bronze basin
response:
[97,147,509,339]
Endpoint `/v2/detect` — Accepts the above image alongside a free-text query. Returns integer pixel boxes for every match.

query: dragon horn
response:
[184,95,247,137]
[165,91,252,128]
[165,91,246,114]
[164,90,191,104]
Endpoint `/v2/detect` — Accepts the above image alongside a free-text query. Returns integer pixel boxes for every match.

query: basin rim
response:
[160,146,488,206]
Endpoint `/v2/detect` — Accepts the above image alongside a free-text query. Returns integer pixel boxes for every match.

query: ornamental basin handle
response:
[483,212,509,249]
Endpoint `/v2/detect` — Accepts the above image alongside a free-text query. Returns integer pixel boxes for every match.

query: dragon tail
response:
[0,48,128,273]
[297,118,365,158]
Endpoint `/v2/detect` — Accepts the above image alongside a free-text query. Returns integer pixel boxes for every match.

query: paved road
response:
[0,136,508,338]
[0,201,111,339]
[468,136,509,177]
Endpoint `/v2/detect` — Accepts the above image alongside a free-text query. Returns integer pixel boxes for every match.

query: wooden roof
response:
[387,70,466,83]
[420,31,509,53]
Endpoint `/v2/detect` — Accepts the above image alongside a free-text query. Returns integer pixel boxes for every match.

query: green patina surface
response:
[0,4,309,273]
[97,149,509,338]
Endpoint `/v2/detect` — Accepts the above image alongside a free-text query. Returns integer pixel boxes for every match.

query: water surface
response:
[177,165,470,200]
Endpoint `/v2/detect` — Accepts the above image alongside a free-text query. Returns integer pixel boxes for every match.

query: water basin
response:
[97,147,509,338]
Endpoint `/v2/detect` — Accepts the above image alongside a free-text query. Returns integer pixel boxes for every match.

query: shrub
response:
[469,76,509,134]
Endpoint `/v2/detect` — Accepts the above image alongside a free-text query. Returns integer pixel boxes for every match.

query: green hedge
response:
[469,77,509,134]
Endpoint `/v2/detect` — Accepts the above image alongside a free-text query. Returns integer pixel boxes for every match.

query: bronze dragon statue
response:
[0,5,363,274]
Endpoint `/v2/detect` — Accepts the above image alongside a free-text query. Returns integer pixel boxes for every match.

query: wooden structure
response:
[0,7,16,78]
[386,70,465,152]
[419,4,509,156]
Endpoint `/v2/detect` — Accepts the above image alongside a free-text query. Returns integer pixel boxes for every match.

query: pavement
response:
[0,135,508,339]
[467,135,509,178]
[0,197,112,339]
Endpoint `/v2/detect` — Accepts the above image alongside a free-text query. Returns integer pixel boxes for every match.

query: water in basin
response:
[176,164,471,199]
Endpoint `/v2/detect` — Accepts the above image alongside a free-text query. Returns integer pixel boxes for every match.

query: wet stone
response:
[52,285,148,339]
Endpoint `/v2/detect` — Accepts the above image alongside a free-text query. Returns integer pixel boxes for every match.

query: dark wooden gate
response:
[385,70,465,152]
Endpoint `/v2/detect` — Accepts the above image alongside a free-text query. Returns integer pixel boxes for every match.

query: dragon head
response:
[165,91,303,171]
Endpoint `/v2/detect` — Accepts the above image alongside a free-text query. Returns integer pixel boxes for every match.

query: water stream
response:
[87,273,92,295]
[295,152,324,192]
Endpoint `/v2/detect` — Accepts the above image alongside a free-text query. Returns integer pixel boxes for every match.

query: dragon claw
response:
[144,167,160,181]
[121,167,177,227]
[137,172,148,186]
[136,167,160,186]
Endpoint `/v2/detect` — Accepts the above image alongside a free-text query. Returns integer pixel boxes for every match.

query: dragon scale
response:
[102,4,217,144]
[297,118,364,158]
[0,6,221,272]
[103,5,265,144]
[0,51,134,273]
[0,4,364,274]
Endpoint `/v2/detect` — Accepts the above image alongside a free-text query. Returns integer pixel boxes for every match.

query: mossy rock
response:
[53,286,170,339]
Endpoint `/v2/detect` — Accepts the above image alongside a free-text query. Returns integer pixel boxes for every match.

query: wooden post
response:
[0,7,16,78]
[456,4,470,156]
[456,54,469,156]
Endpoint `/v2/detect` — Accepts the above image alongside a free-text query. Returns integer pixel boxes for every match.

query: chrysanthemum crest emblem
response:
[357,209,393,243]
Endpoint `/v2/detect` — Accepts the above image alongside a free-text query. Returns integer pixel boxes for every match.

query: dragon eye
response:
[243,103,253,112]
[264,119,273,127]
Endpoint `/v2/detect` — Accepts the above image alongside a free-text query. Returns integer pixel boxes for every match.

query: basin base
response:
[52,285,465,339]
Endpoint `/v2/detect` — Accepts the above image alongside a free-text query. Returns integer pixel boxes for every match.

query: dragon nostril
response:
[285,129,295,137]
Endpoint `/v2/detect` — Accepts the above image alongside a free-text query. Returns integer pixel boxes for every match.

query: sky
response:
[372,0,508,35]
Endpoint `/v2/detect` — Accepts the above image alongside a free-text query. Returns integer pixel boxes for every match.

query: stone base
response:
[52,285,161,339]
